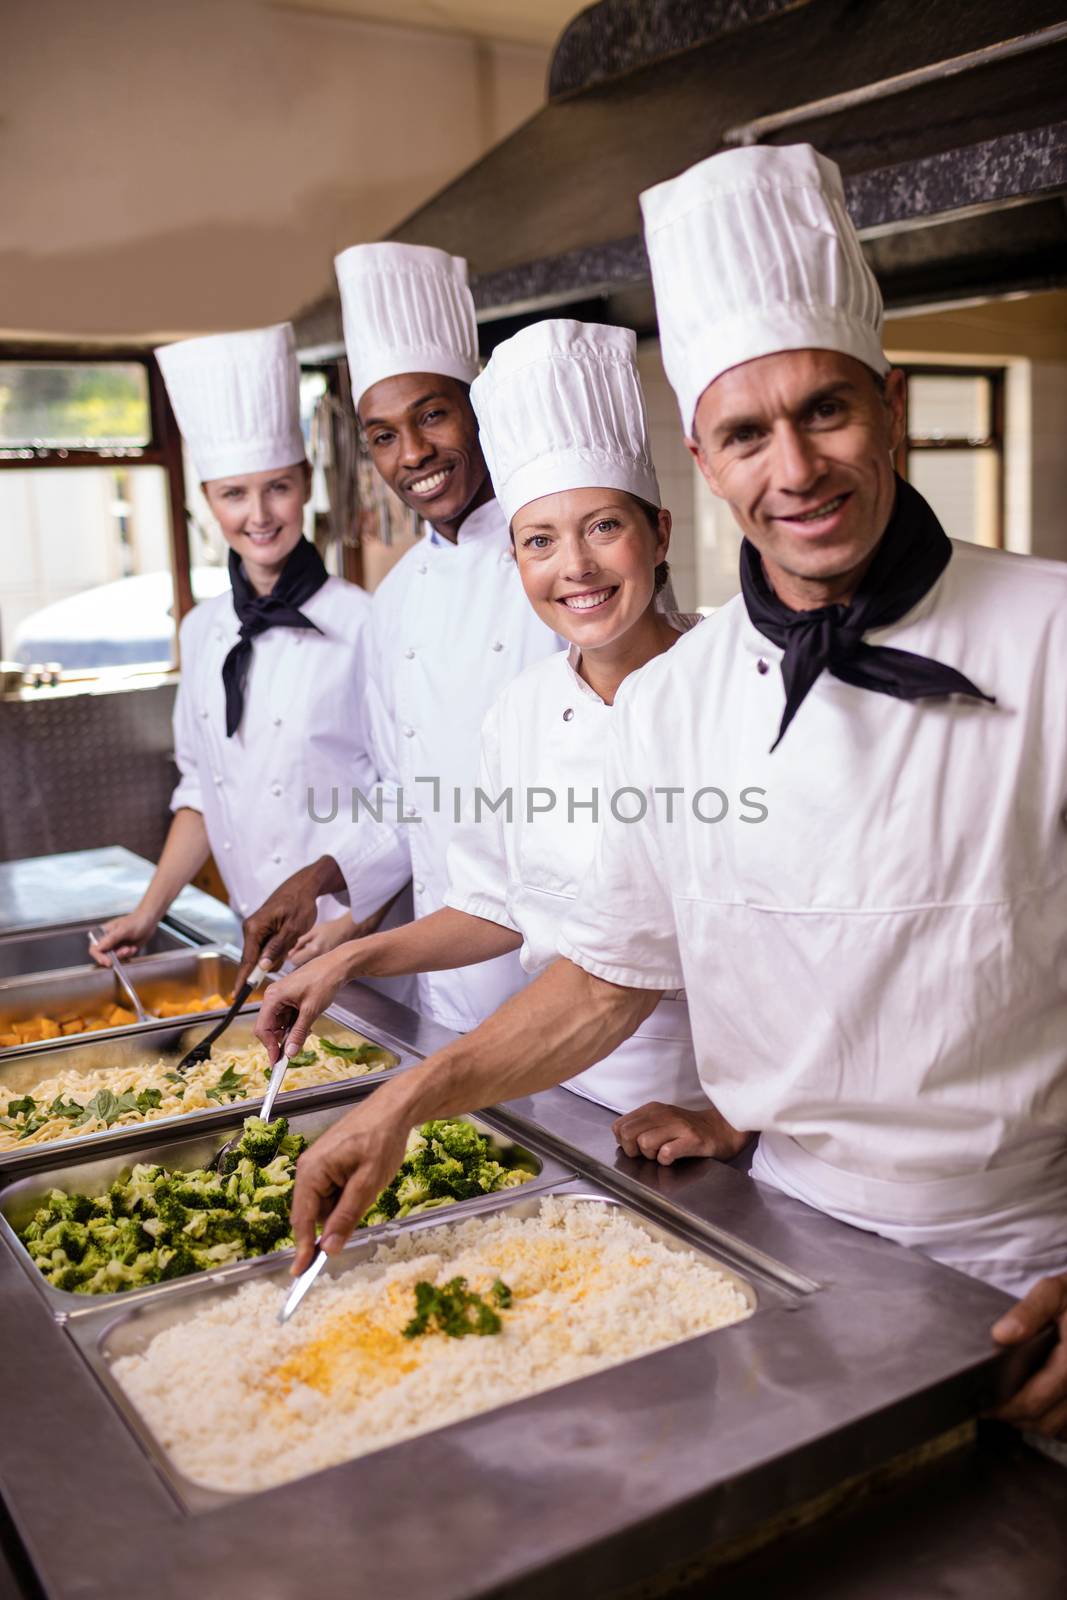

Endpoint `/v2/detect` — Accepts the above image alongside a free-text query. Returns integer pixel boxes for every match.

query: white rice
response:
[111,1197,753,1493]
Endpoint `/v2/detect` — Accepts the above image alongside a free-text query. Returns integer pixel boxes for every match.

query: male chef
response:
[235,243,560,1030]
[287,145,1067,1437]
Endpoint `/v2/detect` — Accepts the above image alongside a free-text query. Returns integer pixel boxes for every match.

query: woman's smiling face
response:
[203,462,310,591]
[512,488,670,648]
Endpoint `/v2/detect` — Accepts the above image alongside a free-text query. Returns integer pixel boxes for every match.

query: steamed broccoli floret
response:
[156,1243,198,1281]
[180,1208,245,1247]
[361,1185,401,1226]
[37,1219,89,1263]
[401,1275,510,1340]
[171,1173,227,1210]
[241,1206,290,1254]
[236,1116,287,1166]
[421,1119,486,1164]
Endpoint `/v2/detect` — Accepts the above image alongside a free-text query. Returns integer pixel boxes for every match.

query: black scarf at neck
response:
[739,475,994,752]
[222,538,328,737]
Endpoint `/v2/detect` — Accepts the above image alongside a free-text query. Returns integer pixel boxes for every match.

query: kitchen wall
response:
[0,0,549,341]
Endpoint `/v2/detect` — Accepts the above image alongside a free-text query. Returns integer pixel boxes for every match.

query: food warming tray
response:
[0,947,266,1057]
[64,1181,764,1514]
[0,1010,413,1176]
[0,1106,573,1322]
[0,918,195,983]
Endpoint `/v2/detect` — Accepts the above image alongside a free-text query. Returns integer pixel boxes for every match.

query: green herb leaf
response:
[7,1095,37,1117]
[164,1072,185,1085]
[286,1049,316,1068]
[207,1064,245,1103]
[320,1038,376,1064]
[135,1088,163,1113]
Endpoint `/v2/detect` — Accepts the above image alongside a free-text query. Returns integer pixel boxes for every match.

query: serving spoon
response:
[88,929,156,1024]
[210,1036,298,1173]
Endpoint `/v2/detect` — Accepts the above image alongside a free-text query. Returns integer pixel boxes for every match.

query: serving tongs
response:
[88,929,156,1024]
[173,962,268,1074]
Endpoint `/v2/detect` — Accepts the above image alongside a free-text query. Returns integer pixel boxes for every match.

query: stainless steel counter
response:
[0,849,1063,1599]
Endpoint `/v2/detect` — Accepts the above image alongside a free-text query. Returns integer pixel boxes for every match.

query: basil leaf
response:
[320,1038,376,1063]
[7,1095,37,1117]
[287,1049,316,1068]
[135,1088,162,1113]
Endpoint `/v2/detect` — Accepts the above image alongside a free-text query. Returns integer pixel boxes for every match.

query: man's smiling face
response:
[689,350,906,606]
[357,371,490,535]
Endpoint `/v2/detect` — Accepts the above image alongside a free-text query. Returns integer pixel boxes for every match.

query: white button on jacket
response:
[446,626,707,1115]
[337,498,562,1032]
[171,576,400,926]
[561,541,1067,1296]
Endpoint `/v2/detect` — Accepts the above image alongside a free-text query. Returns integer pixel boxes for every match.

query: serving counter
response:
[0,849,1063,1598]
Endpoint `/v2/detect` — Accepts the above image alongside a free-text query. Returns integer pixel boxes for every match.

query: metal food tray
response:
[0,947,266,1058]
[65,1182,763,1515]
[0,1012,414,1177]
[0,1106,572,1323]
[0,917,195,983]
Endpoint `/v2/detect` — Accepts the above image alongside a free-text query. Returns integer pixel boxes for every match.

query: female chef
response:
[93,323,389,966]
[256,319,742,1128]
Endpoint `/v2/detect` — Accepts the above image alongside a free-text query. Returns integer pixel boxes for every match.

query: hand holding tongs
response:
[88,929,156,1024]
[278,1245,328,1325]
[211,1034,298,1173]
[174,962,268,1074]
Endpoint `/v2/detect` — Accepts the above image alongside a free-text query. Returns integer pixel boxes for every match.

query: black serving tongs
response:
[173,961,268,1073]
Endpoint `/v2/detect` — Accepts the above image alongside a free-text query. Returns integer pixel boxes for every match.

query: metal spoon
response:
[211,1037,297,1173]
[88,929,156,1024]
[278,1246,328,1325]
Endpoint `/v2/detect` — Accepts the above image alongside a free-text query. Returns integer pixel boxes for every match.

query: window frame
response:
[0,344,192,661]
[894,363,1006,549]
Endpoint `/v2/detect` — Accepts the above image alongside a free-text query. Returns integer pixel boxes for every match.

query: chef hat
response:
[641,143,889,434]
[470,319,660,525]
[155,323,304,483]
[334,242,480,407]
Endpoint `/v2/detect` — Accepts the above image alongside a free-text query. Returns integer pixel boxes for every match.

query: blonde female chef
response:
[93,324,396,966]
[256,319,736,1119]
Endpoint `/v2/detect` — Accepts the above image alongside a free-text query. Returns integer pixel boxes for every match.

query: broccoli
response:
[17,1114,305,1296]
[421,1119,486,1164]
[235,1116,287,1166]
[401,1275,512,1340]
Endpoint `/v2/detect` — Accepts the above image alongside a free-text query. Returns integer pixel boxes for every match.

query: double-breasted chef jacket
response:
[445,620,708,1115]
[334,497,562,1033]
[172,575,401,926]
[561,539,1067,1296]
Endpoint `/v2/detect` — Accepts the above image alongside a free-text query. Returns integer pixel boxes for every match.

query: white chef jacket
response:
[334,498,562,1032]
[444,620,708,1115]
[171,576,402,926]
[560,540,1067,1295]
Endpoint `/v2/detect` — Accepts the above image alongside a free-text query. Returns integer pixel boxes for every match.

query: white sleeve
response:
[328,593,412,918]
[558,696,684,990]
[170,615,204,815]
[444,697,517,931]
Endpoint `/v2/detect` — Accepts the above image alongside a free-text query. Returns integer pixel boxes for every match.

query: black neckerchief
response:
[222,538,328,737]
[739,475,995,752]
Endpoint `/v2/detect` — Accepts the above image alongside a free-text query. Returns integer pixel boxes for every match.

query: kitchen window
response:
[0,351,189,674]
[898,366,1004,548]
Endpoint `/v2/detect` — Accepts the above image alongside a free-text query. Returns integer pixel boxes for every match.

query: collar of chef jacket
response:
[425,496,507,547]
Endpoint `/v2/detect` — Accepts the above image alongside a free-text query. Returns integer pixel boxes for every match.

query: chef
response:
[287,146,1066,1438]
[234,244,561,1031]
[93,324,399,965]
[256,318,738,1123]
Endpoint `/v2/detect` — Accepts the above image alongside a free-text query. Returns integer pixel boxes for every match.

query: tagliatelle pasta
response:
[0,1033,393,1153]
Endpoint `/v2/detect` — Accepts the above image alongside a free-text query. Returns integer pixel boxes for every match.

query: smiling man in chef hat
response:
[92,324,399,969]
[281,146,1067,1441]
[237,244,561,1033]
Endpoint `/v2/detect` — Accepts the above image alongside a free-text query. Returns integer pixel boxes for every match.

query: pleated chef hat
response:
[470,319,660,525]
[155,324,304,483]
[334,242,480,406]
[641,143,889,434]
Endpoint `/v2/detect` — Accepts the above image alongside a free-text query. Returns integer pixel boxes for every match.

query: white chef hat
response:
[155,323,304,483]
[334,241,480,407]
[470,319,660,525]
[641,143,889,434]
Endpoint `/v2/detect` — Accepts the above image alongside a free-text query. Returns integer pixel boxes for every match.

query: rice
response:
[111,1197,753,1493]
[0,1032,390,1152]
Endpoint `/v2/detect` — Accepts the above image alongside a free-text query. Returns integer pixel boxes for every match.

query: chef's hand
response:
[253,949,350,1063]
[89,909,159,966]
[990,1271,1067,1438]
[235,857,341,991]
[290,914,357,965]
[612,1101,753,1165]
[290,1086,413,1272]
